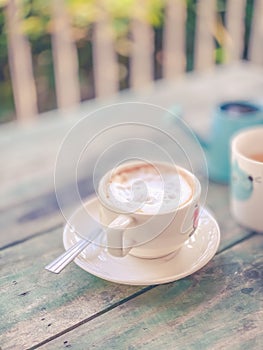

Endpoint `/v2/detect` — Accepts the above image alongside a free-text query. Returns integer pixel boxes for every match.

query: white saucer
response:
[63,197,220,285]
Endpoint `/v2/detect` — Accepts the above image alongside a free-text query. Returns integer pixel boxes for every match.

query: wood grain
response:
[5,0,38,122]
[93,13,118,98]
[249,0,263,65]
[51,0,80,109]
[194,0,216,71]
[0,176,94,248]
[0,226,144,349]
[0,179,253,257]
[1,63,263,248]
[1,63,262,209]
[163,0,187,79]
[1,64,263,350]
[34,235,263,349]
[225,0,246,63]
[130,18,154,90]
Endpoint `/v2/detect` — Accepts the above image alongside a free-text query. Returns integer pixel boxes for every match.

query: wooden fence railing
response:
[5,0,263,122]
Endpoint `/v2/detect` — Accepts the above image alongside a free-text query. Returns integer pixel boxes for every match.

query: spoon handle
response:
[45,238,91,274]
[45,215,132,274]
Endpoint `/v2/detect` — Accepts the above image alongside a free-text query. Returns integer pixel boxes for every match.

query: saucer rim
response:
[63,197,220,285]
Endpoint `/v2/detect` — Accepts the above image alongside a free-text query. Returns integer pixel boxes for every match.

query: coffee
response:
[99,161,201,258]
[249,153,263,163]
[105,162,193,214]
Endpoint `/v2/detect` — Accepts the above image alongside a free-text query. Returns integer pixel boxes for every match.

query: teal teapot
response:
[195,101,263,183]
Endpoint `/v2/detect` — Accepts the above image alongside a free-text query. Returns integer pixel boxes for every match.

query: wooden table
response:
[1,62,262,350]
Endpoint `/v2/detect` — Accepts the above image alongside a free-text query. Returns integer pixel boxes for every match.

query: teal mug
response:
[195,101,263,183]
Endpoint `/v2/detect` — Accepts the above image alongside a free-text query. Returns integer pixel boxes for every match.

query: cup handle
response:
[106,215,134,257]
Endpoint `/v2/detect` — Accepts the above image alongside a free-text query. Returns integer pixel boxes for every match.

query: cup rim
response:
[97,161,201,216]
[231,126,263,165]
[217,100,262,120]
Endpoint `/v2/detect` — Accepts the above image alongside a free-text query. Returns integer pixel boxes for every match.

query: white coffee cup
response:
[231,126,263,232]
[97,161,201,258]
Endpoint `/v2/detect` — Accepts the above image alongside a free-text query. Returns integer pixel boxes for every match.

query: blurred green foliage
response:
[0,0,255,123]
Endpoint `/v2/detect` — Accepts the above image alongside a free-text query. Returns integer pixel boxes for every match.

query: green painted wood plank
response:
[0,227,144,350]
[0,180,252,254]
[0,182,255,349]
[205,183,251,250]
[1,62,262,211]
[0,225,261,349]
[1,62,263,350]
[38,235,263,350]
[0,184,93,248]
[1,62,262,248]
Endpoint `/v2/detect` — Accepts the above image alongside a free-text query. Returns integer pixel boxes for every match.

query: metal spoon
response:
[45,214,132,274]
[45,227,101,274]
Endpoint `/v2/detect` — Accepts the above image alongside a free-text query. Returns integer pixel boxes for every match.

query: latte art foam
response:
[106,163,193,214]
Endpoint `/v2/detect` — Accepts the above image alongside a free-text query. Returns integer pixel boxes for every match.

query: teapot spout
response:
[167,106,209,150]
[194,132,209,150]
